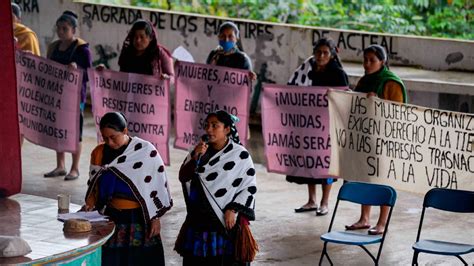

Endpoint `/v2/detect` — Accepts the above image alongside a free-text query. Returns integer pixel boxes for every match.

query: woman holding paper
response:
[346,44,407,235]
[117,19,174,80]
[44,10,92,181]
[175,110,258,265]
[287,37,348,216]
[83,112,172,265]
[206,21,256,80]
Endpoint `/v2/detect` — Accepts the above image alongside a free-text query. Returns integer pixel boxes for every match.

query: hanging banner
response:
[174,61,251,149]
[328,89,474,193]
[16,51,81,153]
[89,69,170,165]
[262,84,347,178]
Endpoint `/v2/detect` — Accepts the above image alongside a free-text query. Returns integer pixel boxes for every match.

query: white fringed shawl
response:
[182,139,257,226]
[87,137,172,222]
[288,56,315,86]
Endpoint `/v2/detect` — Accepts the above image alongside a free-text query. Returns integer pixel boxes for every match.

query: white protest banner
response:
[89,69,170,165]
[328,89,474,193]
[174,61,251,149]
[16,51,81,152]
[262,84,347,178]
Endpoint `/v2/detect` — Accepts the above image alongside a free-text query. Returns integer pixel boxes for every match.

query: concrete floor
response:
[19,110,473,265]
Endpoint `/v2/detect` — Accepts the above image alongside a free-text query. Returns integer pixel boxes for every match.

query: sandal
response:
[316,206,329,216]
[44,169,67,178]
[294,206,318,213]
[64,172,79,181]
[345,223,371,230]
[368,227,385,235]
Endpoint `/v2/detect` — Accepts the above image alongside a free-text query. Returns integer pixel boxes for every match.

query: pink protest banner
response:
[261,84,347,178]
[88,69,170,165]
[15,51,81,153]
[174,61,251,149]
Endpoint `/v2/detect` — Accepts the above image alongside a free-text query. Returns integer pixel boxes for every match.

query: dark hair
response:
[364,44,388,66]
[218,21,240,39]
[313,37,343,68]
[207,110,233,128]
[100,112,128,132]
[11,3,21,19]
[206,110,241,144]
[129,19,154,40]
[56,10,78,29]
[118,20,160,73]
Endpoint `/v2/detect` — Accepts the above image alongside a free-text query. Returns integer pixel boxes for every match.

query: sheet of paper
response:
[57,211,108,222]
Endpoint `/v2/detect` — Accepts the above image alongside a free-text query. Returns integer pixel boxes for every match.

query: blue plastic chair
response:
[412,188,474,265]
[319,182,397,266]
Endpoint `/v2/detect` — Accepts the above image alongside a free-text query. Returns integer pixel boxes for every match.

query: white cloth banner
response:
[328,90,474,193]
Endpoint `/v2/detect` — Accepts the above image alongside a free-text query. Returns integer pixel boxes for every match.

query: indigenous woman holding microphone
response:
[175,110,258,265]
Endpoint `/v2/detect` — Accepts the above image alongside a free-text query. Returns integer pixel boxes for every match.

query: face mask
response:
[219,40,235,52]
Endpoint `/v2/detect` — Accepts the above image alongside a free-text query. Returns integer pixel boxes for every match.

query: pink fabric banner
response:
[261,84,347,178]
[89,69,170,165]
[16,51,81,153]
[174,61,251,149]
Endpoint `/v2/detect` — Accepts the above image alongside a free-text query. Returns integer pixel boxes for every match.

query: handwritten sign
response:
[174,61,251,149]
[89,69,170,164]
[328,90,474,193]
[16,51,81,152]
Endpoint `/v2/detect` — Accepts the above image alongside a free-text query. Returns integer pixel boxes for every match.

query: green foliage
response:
[97,0,473,40]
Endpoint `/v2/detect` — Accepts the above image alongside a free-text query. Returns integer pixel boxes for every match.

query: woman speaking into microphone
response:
[175,110,258,265]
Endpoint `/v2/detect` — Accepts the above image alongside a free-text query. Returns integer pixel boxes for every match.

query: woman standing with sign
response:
[346,44,407,235]
[83,112,172,265]
[117,19,174,80]
[287,38,349,216]
[206,21,256,79]
[44,10,92,181]
[175,110,258,265]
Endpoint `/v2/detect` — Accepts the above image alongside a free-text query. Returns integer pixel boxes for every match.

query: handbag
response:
[234,215,259,262]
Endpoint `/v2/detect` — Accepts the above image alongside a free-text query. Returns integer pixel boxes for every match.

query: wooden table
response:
[0,194,114,265]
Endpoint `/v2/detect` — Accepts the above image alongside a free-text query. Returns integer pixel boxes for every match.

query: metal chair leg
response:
[319,248,325,265]
[411,251,418,266]
[455,255,468,266]
[319,242,333,266]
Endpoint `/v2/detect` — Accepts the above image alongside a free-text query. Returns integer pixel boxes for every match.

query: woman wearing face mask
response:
[44,10,92,181]
[287,38,348,216]
[206,21,256,80]
[84,112,172,265]
[346,44,406,235]
[117,19,174,80]
[175,110,258,265]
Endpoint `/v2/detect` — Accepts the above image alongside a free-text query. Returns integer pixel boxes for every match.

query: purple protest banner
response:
[88,69,170,165]
[261,84,347,178]
[174,61,251,150]
[16,51,81,153]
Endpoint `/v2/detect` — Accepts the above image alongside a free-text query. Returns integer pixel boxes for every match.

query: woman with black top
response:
[206,21,256,79]
[287,38,348,216]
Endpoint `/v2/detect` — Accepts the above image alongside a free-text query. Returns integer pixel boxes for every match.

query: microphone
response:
[195,134,209,167]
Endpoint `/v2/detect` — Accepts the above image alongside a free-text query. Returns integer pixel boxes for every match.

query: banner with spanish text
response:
[174,61,251,149]
[262,84,347,178]
[16,51,81,153]
[89,69,170,164]
[328,89,474,193]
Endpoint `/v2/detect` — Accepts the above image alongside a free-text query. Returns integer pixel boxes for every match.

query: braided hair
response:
[206,110,241,145]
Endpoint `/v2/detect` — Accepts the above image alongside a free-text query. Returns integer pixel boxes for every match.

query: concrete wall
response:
[14,0,474,87]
